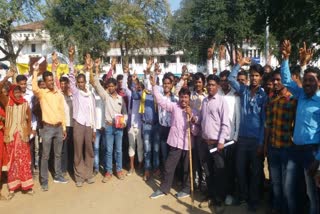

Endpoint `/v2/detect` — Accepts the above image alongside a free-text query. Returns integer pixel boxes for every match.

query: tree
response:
[44,0,110,61]
[169,0,263,64]
[0,0,41,65]
[262,0,320,62]
[108,0,171,64]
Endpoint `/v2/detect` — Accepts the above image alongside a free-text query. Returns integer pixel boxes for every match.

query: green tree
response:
[44,0,110,61]
[169,0,263,64]
[263,0,320,62]
[0,0,41,65]
[108,0,171,64]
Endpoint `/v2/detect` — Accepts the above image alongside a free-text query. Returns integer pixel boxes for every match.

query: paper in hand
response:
[209,141,235,153]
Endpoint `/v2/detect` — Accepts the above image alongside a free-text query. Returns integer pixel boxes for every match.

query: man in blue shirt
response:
[280,40,320,214]
[228,52,267,212]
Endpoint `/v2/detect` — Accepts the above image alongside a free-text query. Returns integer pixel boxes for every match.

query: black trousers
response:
[199,141,227,202]
[160,146,190,194]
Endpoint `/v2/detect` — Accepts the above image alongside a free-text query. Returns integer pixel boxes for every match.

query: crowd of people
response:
[0,40,319,214]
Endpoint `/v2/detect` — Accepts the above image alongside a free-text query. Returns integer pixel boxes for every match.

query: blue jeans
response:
[103,125,123,174]
[143,123,160,171]
[94,129,103,172]
[285,146,319,214]
[236,137,263,205]
[268,146,289,213]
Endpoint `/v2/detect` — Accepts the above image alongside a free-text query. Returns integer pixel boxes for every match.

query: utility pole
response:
[265,16,269,65]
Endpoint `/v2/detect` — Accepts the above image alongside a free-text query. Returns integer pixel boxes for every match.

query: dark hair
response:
[272,68,281,77]
[37,79,44,86]
[263,73,273,84]
[237,70,248,79]
[162,75,173,84]
[13,85,22,91]
[76,73,86,81]
[219,70,230,78]
[42,71,53,81]
[193,72,206,84]
[178,87,191,97]
[117,74,123,81]
[16,75,27,83]
[264,64,273,73]
[165,72,175,81]
[304,66,320,79]
[290,65,301,79]
[106,78,117,86]
[60,76,69,84]
[249,64,264,76]
[206,74,220,84]
[102,74,108,82]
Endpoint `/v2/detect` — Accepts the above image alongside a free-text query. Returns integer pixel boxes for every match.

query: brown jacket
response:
[4,102,31,143]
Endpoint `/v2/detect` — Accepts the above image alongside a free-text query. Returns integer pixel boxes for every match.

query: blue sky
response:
[168,0,181,11]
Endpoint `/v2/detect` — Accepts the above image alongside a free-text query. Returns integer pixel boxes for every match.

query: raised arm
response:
[0,69,15,106]
[68,63,79,95]
[228,51,250,93]
[32,64,41,97]
[104,58,117,82]
[130,73,141,100]
[91,59,106,100]
[207,47,214,74]
[150,76,174,113]
[299,41,314,79]
[280,40,303,98]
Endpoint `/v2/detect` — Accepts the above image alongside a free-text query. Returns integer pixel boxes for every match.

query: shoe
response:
[214,203,225,214]
[199,199,213,208]
[143,171,150,181]
[247,203,258,212]
[93,170,99,177]
[86,178,95,184]
[102,172,112,183]
[153,169,161,178]
[225,195,234,206]
[175,191,190,199]
[126,168,135,176]
[41,184,49,192]
[0,193,6,200]
[76,182,83,187]
[7,192,15,200]
[150,190,165,199]
[25,189,35,196]
[233,198,246,206]
[116,171,125,180]
[53,177,69,184]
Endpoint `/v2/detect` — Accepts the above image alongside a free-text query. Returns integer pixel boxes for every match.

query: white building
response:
[1,21,289,75]
[0,21,53,65]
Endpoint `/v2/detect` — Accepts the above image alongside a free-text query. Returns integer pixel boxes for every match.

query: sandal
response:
[0,193,7,200]
[7,192,15,200]
[26,189,35,196]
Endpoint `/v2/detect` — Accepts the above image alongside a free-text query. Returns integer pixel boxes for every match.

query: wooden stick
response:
[187,114,194,208]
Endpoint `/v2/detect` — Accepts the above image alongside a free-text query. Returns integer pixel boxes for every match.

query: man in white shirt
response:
[219,70,240,205]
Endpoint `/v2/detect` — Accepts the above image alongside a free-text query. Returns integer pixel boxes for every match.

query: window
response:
[31,44,36,53]
[160,56,166,63]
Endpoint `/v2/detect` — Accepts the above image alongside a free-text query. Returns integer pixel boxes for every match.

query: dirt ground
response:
[0,168,268,214]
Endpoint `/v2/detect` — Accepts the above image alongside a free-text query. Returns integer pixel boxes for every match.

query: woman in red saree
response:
[0,105,8,200]
[0,72,11,200]
[4,84,33,199]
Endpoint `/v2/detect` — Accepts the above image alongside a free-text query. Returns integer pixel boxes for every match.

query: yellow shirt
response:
[32,72,66,131]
